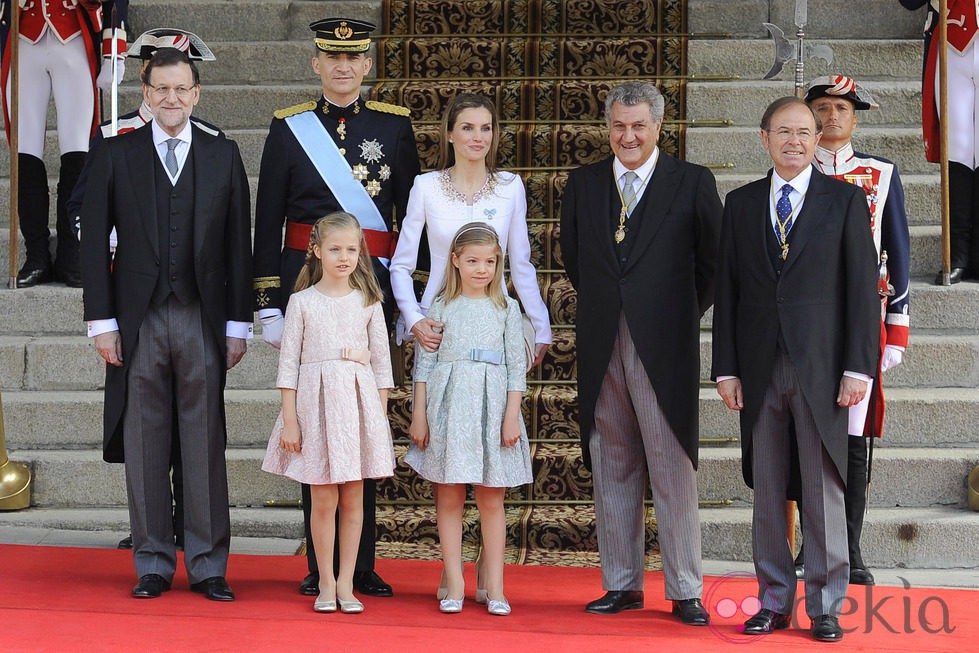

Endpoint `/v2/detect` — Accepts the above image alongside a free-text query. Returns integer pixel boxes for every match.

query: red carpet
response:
[0,544,973,652]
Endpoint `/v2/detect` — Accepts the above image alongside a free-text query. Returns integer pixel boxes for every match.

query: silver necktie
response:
[165,138,180,177]
[622,170,638,216]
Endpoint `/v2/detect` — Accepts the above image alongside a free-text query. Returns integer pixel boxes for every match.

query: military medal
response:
[352,163,369,181]
[337,117,347,141]
[359,138,384,163]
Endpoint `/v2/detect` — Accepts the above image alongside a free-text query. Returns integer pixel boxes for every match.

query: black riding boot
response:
[15,153,52,287]
[937,161,974,283]
[54,152,85,287]
[971,165,979,278]
[845,436,875,585]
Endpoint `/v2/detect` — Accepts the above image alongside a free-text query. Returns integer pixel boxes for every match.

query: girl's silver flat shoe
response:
[439,598,464,613]
[313,594,337,613]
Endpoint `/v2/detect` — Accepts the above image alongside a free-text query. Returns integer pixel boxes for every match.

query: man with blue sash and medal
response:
[252,17,420,599]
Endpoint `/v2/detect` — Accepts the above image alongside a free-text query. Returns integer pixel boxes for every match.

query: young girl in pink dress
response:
[262,212,395,614]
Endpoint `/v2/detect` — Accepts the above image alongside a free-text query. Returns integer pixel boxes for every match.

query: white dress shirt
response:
[612,146,659,209]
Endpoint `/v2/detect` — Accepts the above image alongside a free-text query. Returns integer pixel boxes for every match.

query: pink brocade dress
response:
[262,288,395,484]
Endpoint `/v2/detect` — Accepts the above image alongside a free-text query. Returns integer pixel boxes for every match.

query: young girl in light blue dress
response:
[405,223,533,616]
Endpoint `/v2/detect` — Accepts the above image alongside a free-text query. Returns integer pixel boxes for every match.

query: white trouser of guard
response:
[940,40,979,168]
[5,30,95,158]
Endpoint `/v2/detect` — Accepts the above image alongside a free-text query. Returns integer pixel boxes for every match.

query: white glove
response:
[880,345,904,373]
[261,312,285,350]
[96,58,126,91]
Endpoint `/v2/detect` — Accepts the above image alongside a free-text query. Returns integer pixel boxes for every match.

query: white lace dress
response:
[262,288,395,484]
[404,295,533,487]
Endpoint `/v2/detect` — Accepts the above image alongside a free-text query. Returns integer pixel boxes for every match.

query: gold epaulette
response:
[274,101,317,120]
[365,100,411,117]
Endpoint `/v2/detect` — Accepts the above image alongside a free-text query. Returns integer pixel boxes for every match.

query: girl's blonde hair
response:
[294,212,384,306]
[438,222,506,309]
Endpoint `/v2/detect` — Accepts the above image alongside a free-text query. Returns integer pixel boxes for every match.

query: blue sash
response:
[284,111,387,234]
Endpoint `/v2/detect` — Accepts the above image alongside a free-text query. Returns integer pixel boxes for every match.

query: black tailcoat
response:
[560,153,722,469]
[710,168,880,486]
[80,123,252,462]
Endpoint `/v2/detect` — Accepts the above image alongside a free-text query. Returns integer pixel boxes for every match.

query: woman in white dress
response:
[390,93,552,360]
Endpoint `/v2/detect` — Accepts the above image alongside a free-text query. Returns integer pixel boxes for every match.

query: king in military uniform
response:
[251,17,420,599]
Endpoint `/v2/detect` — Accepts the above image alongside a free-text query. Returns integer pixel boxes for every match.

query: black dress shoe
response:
[353,570,393,597]
[795,562,805,580]
[849,567,875,586]
[117,534,133,549]
[584,590,644,614]
[132,574,171,598]
[811,614,844,641]
[16,265,52,288]
[190,576,235,601]
[743,609,791,635]
[54,266,82,288]
[672,598,710,625]
[299,573,319,596]
[935,267,967,285]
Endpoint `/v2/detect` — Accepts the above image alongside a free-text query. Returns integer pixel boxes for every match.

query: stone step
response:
[699,387,979,448]
[1,502,975,570]
[4,384,977,456]
[0,167,946,236]
[130,0,929,46]
[700,506,979,568]
[8,444,975,511]
[5,122,653,180]
[715,174,941,228]
[25,76,926,143]
[0,128,267,179]
[706,281,979,335]
[689,0,927,40]
[0,176,263,231]
[687,126,931,175]
[5,328,974,394]
[698,447,979,510]
[128,0,382,44]
[688,80,923,127]
[688,39,925,81]
[0,276,975,338]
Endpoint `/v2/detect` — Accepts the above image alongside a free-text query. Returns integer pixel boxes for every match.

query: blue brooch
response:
[483,208,496,219]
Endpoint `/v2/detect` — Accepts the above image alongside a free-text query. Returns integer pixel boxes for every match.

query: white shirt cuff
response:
[227,321,254,339]
[87,319,119,337]
[843,370,873,383]
[715,375,738,383]
[258,308,283,320]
